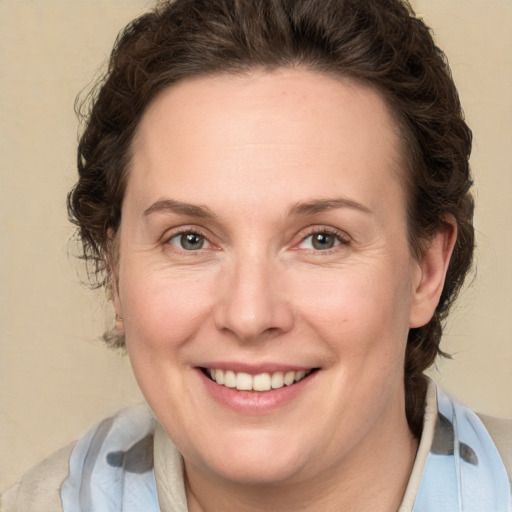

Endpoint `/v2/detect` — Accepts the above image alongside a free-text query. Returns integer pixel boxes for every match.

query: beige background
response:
[1,0,511,493]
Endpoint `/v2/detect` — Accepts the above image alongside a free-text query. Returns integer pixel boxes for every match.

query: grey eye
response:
[300,232,341,250]
[311,233,336,250]
[169,232,207,250]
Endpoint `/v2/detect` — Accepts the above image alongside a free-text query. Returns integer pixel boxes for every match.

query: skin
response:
[112,69,456,512]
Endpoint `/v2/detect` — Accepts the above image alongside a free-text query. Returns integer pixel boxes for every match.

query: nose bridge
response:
[214,248,293,341]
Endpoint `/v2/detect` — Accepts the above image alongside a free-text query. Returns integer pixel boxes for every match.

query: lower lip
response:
[196,369,317,414]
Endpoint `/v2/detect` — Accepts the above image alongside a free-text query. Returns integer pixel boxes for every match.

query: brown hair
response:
[68,0,474,437]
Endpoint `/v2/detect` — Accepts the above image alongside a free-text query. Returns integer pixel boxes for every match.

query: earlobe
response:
[111,278,125,334]
[409,218,457,328]
[115,313,125,333]
[106,228,125,334]
[109,272,125,334]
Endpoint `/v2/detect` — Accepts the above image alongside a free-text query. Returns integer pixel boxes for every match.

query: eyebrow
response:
[143,197,371,219]
[143,199,216,219]
[287,197,372,216]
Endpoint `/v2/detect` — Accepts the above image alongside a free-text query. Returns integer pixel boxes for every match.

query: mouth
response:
[201,367,318,392]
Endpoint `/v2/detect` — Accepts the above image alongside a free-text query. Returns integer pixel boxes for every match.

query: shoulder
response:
[1,403,157,512]
[477,412,512,483]
[1,442,75,512]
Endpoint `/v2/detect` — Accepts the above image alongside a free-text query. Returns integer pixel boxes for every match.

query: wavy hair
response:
[68,0,474,437]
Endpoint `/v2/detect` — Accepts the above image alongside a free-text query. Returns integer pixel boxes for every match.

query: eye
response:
[298,230,348,251]
[167,231,210,251]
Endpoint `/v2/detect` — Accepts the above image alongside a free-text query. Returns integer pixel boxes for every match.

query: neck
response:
[185,404,418,512]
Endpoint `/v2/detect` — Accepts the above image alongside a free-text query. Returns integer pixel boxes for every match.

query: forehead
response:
[126,69,405,217]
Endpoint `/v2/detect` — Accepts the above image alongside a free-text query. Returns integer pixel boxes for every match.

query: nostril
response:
[212,269,294,341]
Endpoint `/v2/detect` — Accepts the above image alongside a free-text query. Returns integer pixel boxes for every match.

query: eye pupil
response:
[312,233,335,250]
[181,233,204,250]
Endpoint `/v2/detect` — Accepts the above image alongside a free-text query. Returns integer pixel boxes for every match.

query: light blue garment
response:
[60,404,160,512]
[61,388,511,511]
[413,387,511,512]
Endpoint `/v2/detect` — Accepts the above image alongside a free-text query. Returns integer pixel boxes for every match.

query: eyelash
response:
[163,226,351,254]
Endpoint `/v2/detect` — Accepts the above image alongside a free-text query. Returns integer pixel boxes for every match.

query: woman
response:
[3,0,511,510]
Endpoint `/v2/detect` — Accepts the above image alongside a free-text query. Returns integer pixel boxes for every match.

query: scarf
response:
[413,386,511,511]
[60,387,511,511]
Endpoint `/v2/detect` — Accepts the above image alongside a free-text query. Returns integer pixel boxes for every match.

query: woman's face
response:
[113,69,440,486]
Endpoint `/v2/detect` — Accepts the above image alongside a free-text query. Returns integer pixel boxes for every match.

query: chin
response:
[184,427,314,485]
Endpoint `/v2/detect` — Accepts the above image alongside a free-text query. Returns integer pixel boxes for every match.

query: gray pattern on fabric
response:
[106,434,154,473]
[60,403,160,512]
[431,412,478,465]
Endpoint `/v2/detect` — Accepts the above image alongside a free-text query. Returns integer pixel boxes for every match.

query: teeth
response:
[236,372,253,391]
[224,370,236,388]
[253,373,271,391]
[294,370,306,382]
[271,372,284,389]
[215,369,224,385]
[206,368,311,391]
[284,371,295,386]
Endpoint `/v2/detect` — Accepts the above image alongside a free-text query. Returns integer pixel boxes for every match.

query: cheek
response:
[119,266,215,353]
[291,264,413,356]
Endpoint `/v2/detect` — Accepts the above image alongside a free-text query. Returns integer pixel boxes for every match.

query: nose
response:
[213,256,294,342]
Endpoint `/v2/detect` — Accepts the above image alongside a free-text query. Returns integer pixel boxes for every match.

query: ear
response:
[409,218,457,328]
[106,228,125,334]
[111,274,125,334]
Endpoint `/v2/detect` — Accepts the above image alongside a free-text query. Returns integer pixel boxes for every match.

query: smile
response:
[203,368,315,392]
